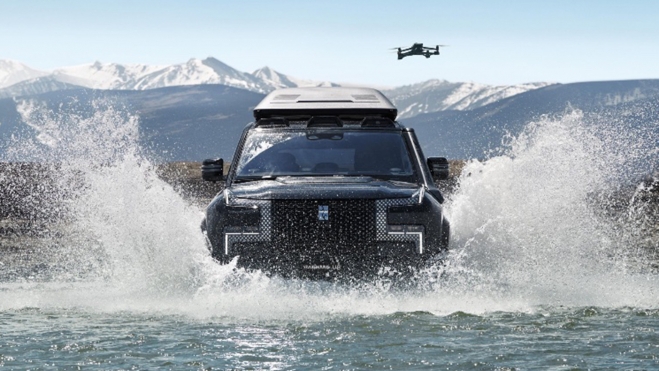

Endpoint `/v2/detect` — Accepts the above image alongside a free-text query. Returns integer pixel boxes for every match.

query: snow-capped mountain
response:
[251,66,298,89]
[0,76,81,99]
[0,58,333,95]
[51,58,272,92]
[51,61,164,90]
[52,58,340,93]
[385,79,554,119]
[252,66,340,89]
[0,57,553,119]
[0,60,49,89]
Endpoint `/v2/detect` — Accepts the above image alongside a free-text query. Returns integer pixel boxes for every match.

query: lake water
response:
[1,103,658,370]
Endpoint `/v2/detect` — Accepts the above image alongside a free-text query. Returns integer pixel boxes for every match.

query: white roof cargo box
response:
[253,87,398,120]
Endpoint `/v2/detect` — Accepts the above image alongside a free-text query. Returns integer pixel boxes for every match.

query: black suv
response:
[201,87,450,278]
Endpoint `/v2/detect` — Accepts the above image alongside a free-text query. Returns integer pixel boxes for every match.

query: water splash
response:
[1,102,658,319]
[438,110,658,308]
[2,100,213,301]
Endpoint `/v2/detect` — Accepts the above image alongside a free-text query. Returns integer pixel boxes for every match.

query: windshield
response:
[235,130,416,181]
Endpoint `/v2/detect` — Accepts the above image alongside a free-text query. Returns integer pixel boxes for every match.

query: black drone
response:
[393,43,447,60]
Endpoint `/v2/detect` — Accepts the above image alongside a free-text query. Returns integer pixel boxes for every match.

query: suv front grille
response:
[271,199,375,244]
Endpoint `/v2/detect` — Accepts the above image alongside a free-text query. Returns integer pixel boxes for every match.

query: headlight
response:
[387,201,431,225]
[225,205,260,227]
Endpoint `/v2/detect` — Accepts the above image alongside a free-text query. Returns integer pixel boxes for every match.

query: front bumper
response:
[207,192,448,278]
[233,241,422,278]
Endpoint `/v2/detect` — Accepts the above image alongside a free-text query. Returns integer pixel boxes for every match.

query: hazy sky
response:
[2,0,658,87]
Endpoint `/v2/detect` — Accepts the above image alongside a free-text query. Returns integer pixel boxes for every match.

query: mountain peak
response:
[0,59,27,68]
[254,66,275,73]
[252,66,279,79]
[251,66,298,89]
[201,56,231,68]
[202,56,221,63]
[199,57,237,74]
[0,60,49,89]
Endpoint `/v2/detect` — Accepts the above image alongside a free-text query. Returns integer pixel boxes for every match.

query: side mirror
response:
[201,158,224,182]
[427,157,449,181]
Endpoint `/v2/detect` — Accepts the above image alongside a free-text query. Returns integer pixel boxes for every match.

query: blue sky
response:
[1,0,658,86]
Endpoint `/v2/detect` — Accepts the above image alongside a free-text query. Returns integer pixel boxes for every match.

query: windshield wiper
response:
[386,179,418,186]
[233,175,277,183]
[358,175,417,186]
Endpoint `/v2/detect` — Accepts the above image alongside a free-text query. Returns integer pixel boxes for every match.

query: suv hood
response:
[229,177,419,200]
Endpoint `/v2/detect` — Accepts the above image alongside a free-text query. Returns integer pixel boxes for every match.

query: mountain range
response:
[0,58,657,172]
[406,79,659,159]
[0,57,551,119]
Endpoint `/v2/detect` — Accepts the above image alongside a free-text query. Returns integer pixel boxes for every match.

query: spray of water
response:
[1,101,657,318]
[437,110,658,308]
[2,100,216,307]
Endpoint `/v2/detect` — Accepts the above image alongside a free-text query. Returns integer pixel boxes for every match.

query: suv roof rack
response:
[255,117,289,128]
[360,117,396,128]
[307,116,343,127]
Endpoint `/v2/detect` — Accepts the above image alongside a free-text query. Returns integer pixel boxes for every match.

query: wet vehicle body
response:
[201,87,450,278]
